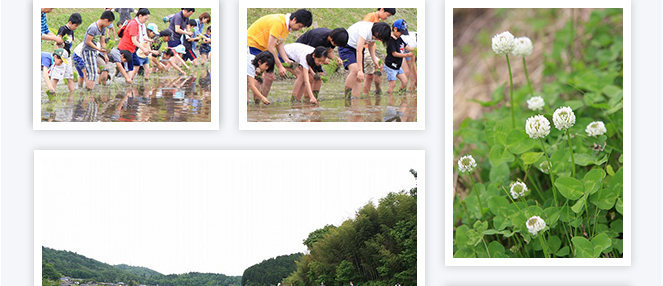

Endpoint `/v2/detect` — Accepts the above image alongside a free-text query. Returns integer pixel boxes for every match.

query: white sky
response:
[36,151,421,276]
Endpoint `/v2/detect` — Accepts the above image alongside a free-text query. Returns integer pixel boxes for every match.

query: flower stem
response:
[517,159,545,203]
[539,139,558,206]
[566,130,576,177]
[539,235,549,258]
[513,234,527,258]
[603,114,624,142]
[506,54,515,128]
[570,8,575,70]
[482,238,492,258]
[523,57,534,97]
[469,174,483,221]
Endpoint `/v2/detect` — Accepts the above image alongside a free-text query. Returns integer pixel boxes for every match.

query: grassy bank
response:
[40,8,212,53]
[247,8,418,54]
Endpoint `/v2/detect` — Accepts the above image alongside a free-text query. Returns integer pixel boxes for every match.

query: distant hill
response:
[115,264,164,279]
[42,247,241,286]
[242,253,303,286]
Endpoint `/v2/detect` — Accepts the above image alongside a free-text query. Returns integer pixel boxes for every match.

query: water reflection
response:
[41,69,212,122]
[248,92,417,123]
[247,77,417,122]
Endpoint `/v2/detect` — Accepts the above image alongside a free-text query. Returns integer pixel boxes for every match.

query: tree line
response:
[42,247,241,286]
[283,176,417,286]
[242,253,303,286]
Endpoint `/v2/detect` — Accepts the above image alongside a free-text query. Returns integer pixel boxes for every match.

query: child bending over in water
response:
[247,51,275,105]
[283,44,333,104]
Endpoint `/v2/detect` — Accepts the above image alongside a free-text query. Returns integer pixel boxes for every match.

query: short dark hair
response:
[290,9,313,27]
[253,51,275,73]
[371,22,391,43]
[183,8,195,12]
[189,19,197,27]
[379,8,396,15]
[100,10,115,21]
[329,28,348,47]
[119,49,132,62]
[160,30,172,37]
[68,13,82,25]
[137,8,150,17]
[199,12,210,22]
[206,26,211,32]
[164,49,174,57]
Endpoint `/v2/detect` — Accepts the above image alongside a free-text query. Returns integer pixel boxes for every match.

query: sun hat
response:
[136,42,151,58]
[147,23,159,34]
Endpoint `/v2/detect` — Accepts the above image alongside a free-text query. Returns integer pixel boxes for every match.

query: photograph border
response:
[32,1,220,130]
[34,150,426,284]
[445,0,631,266]
[239,0,425,130]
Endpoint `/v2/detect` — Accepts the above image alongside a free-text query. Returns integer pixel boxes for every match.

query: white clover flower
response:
[585,121,607,137]
[492,31,515,55]
[538,161,551,174]
[552,106,576,131]
[510,181,528,199]
[512,36,533,57]
[526,215,546,236]
[527,96,545,111]
[458,155,477,173]
[525,115,551,139]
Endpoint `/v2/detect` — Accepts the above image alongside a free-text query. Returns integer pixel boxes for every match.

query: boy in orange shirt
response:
[362,8,395,97]
[247,9,313,103]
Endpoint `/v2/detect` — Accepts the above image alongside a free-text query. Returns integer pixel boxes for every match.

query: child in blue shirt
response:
[41,8,64,44]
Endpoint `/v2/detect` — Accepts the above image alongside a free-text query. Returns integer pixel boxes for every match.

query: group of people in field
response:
[40,8,212,94]
[247,8,418,105]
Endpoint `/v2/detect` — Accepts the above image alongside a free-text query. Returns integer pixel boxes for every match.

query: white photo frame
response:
[35,150,425,283]
[239,0,425,130]
[33,2,219,130]
[445,0,631,266]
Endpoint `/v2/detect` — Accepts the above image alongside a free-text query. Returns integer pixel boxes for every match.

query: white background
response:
[2,0,663,285]
[34,151,424,277]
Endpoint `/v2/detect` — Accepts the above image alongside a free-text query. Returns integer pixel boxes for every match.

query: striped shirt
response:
[41,13,50,36]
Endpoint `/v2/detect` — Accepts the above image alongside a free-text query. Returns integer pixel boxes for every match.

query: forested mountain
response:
[115,264,163,279]
[283,175,417,286]
[42,247,241,286]
[241,253,303,286]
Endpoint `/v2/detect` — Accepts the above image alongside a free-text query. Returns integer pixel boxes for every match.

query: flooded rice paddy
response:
[247,76,417,122]
[41,69,212,122]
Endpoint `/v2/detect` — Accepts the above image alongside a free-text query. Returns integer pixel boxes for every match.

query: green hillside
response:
[42,246,241,286]
[115,264,164,279]
[247,8,418,54]
[242,253,303,286]
[40,8,213,53]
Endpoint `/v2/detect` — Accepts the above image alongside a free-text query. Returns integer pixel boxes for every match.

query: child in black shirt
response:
[52,13,83,92]
[383,19,414,95]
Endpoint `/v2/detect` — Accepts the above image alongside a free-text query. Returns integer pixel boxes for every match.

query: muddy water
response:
[247,77,417,122]
[41,69,212,122]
